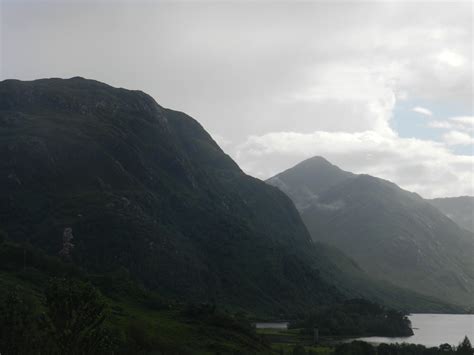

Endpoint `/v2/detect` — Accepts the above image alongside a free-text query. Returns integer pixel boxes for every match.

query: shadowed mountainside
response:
[0,78,458,315]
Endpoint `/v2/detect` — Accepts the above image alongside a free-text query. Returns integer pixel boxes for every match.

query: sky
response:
[1,0,472,198]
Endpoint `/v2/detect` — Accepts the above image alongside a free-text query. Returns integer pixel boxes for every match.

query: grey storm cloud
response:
[1,0,472,197]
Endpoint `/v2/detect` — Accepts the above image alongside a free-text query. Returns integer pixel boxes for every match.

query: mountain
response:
[0,78,457,316]
[268,156,354,211]
[428,196,474,233]
[268,157,474,308]
[0,77,339,315]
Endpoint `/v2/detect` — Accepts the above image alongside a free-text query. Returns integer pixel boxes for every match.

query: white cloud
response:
[428,121,454,130]
[412,106,433,117]
[235,130,474,198]
[442,131,474,146]
[427,116,474,133]
[437,49,466,68]
[281,62,398,135]
[450,116,474,127]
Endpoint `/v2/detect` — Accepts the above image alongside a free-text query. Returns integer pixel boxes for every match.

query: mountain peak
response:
[267,156,354,200]
[268,156,474,308]
[294,156,341,170]
[301,155,332,164]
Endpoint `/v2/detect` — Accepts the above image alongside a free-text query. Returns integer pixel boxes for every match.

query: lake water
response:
[255,322,289,329]
[354,314,474,347]
[256,314,474,347]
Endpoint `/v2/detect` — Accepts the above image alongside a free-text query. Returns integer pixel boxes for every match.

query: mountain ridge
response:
[0,77,460,314]
[267,156,474,308]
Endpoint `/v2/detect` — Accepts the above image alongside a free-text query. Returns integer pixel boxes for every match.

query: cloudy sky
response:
[1,0,472,198]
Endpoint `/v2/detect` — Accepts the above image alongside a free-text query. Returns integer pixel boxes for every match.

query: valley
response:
[0,78,472,354]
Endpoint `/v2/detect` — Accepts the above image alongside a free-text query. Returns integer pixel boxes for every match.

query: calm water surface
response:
[355,314,474,347]
[255,322,288,329]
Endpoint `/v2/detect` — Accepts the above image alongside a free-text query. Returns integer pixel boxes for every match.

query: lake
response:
[354,314,474,347]
[256,314,474,347]
[255,322,289,329]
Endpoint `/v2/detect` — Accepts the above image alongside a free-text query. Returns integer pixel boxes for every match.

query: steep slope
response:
[0,78,457,315]
[268,157,474,308]
[429,196,474,233]
[0,77,341,315]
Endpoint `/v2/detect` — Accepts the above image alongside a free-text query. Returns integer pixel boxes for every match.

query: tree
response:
[335,341,376,355]
[44,278,114,354]
[0,291,44,354]
[440,343,454,352]
[457,337,473,355]
[292,344,307,355]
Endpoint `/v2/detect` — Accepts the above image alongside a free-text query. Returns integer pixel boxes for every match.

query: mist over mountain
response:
[428,196,474,233]
[268,157,474,308]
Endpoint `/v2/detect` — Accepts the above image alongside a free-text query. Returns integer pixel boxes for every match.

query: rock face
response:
[0,78,343,314]
[268,157,474,308]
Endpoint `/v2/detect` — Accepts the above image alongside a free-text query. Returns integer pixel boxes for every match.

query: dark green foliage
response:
[0,239,271,354]
[181,302,260,342]
[376,340,473,355]
[123,319,160,353]
[0,279,116,355]
[335,341,376,355]
[290,299,413,337]
[0,229,6,244]
[378,343,437,355]
[457,337,473,355]
[292,344,307,355]
[43,278,113,354]
[181,302,217,318]
[0,291,43,354]
[280,340,474,355]
[440,344,455,352]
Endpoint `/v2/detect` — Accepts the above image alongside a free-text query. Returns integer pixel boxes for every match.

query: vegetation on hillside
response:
[0,77,343,316]
[0,77,458,316]
[333,338,473,355]
[290,299,413,337]
[0,239,270,354]
[0,78,469,353]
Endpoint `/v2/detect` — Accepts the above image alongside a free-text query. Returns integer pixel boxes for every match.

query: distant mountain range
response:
[268,157,474,308]
[0,77,456,316]
[428,196,474,233]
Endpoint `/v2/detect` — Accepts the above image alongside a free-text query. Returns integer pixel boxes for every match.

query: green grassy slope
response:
[0,239,271,354]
